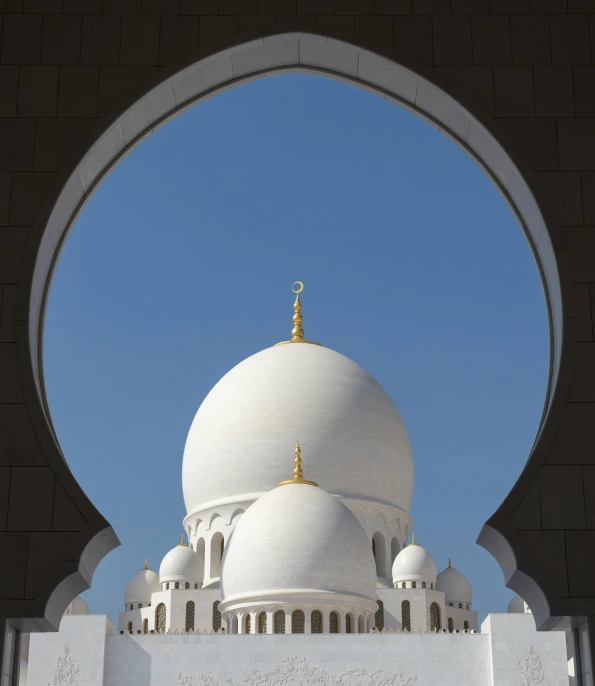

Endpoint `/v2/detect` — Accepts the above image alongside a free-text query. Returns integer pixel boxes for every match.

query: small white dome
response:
[124,564,160,605]
[507,595,530,614]
[221,482,377,606]
[436,564,472,604]
[63,596,88,615]
[159,542,200,584]
[392,540,437,585]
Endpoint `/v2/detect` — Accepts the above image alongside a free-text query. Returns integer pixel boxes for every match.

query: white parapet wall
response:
[26,613,569,686]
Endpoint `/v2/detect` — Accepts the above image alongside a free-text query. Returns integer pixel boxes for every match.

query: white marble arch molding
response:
[23,25,571,629]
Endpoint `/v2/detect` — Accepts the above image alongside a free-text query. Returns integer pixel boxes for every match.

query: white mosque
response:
[23,284,571,686]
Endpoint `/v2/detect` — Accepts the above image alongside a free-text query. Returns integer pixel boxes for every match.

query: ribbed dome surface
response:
[220,483,377,604]
[182,344,413,516]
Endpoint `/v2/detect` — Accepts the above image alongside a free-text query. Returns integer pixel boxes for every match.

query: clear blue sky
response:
[44,73,549,626]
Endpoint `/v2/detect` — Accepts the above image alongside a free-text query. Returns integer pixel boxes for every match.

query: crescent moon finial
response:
[292,281,304,294]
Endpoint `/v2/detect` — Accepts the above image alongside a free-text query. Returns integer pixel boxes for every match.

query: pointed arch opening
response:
[330,611,339,634]
[185,601,195,632]
[372,532,386,577]
[274,610,285,634]
[311,610,322,634]
[291,609,305,634]
[155,603,166,634]
[401,600,411,631]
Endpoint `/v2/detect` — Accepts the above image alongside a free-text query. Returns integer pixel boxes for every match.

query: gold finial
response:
[275,282,321,346]
[278,442,318,487]
[448,557,452,569]
[411,533,416,546]
[143,558,148,570]
[179,535,185,546]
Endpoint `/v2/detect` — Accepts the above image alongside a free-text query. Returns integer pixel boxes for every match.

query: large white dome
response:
[182,343,413,516]
[220,482,377,606]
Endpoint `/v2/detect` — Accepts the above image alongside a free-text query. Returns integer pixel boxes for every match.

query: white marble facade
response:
[23,295,571,684]
[26,613,569,686]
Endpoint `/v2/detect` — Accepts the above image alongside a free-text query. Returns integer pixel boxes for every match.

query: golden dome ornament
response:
[275,282,321,346]
[278,443,318,487]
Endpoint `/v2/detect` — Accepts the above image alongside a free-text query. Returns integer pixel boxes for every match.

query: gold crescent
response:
[292,281,304,294]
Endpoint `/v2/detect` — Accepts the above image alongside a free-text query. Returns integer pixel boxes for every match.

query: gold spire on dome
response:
[411,533,416,546]
[448,557,452,569]
[275,282,321,346]
[143,558,149,570]
[278,443,319,487]
[179,535,185,546]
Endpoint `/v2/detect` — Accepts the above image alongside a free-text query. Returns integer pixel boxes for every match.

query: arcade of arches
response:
[1,3,595,684]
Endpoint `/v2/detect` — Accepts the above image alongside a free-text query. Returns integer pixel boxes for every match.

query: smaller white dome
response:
[392,539,437,585]
[436,563,472,604]
[125,563,160,605]
[507,595,531,614]
[63,596,88,616]
[160,541,200,584]
[221,481,377,607]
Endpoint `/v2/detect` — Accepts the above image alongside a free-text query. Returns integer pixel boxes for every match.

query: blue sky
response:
[44,73,549,625]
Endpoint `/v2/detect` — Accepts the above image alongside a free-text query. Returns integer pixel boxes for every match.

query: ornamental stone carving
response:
[177,656,417,686]
[517,645,547,686]
[50,646,80,686]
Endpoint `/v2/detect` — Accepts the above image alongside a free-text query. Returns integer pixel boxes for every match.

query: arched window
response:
[311,610,322,634]
[196,538,206,585]
[430,602,441,631]
[138,603,142,608]
[274,610,285,634]
[466,604,470,610]
[330,612,339,634]
[458,602,462,609]
[346,614,353,634]
[175,582,179,590]
[358,615,365,633]
[166,583,170,590]
[448,617,454,633]
[464,620,469,630]
[391,537,400,564]
[401,600,411,631]
[292,610,305,634]
[449,602,453,607]
[155,603,166,633]
[412,581,417,589]
[372,532,386,576]
[401,582,406,588]
[127,621,132,632]
[431,583,434,590]
[210,533,224,578]
[143,618,148,634]
[258,612,267,634]
[375,600,384,631]
[195,583,198,589]
[422,582,426,589]
[185,582,190,589]
[245,614,251,634]
[186,601,195,632]
[212,601,221,631]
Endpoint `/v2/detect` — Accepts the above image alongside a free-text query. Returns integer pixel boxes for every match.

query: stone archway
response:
[0,12,589,656]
